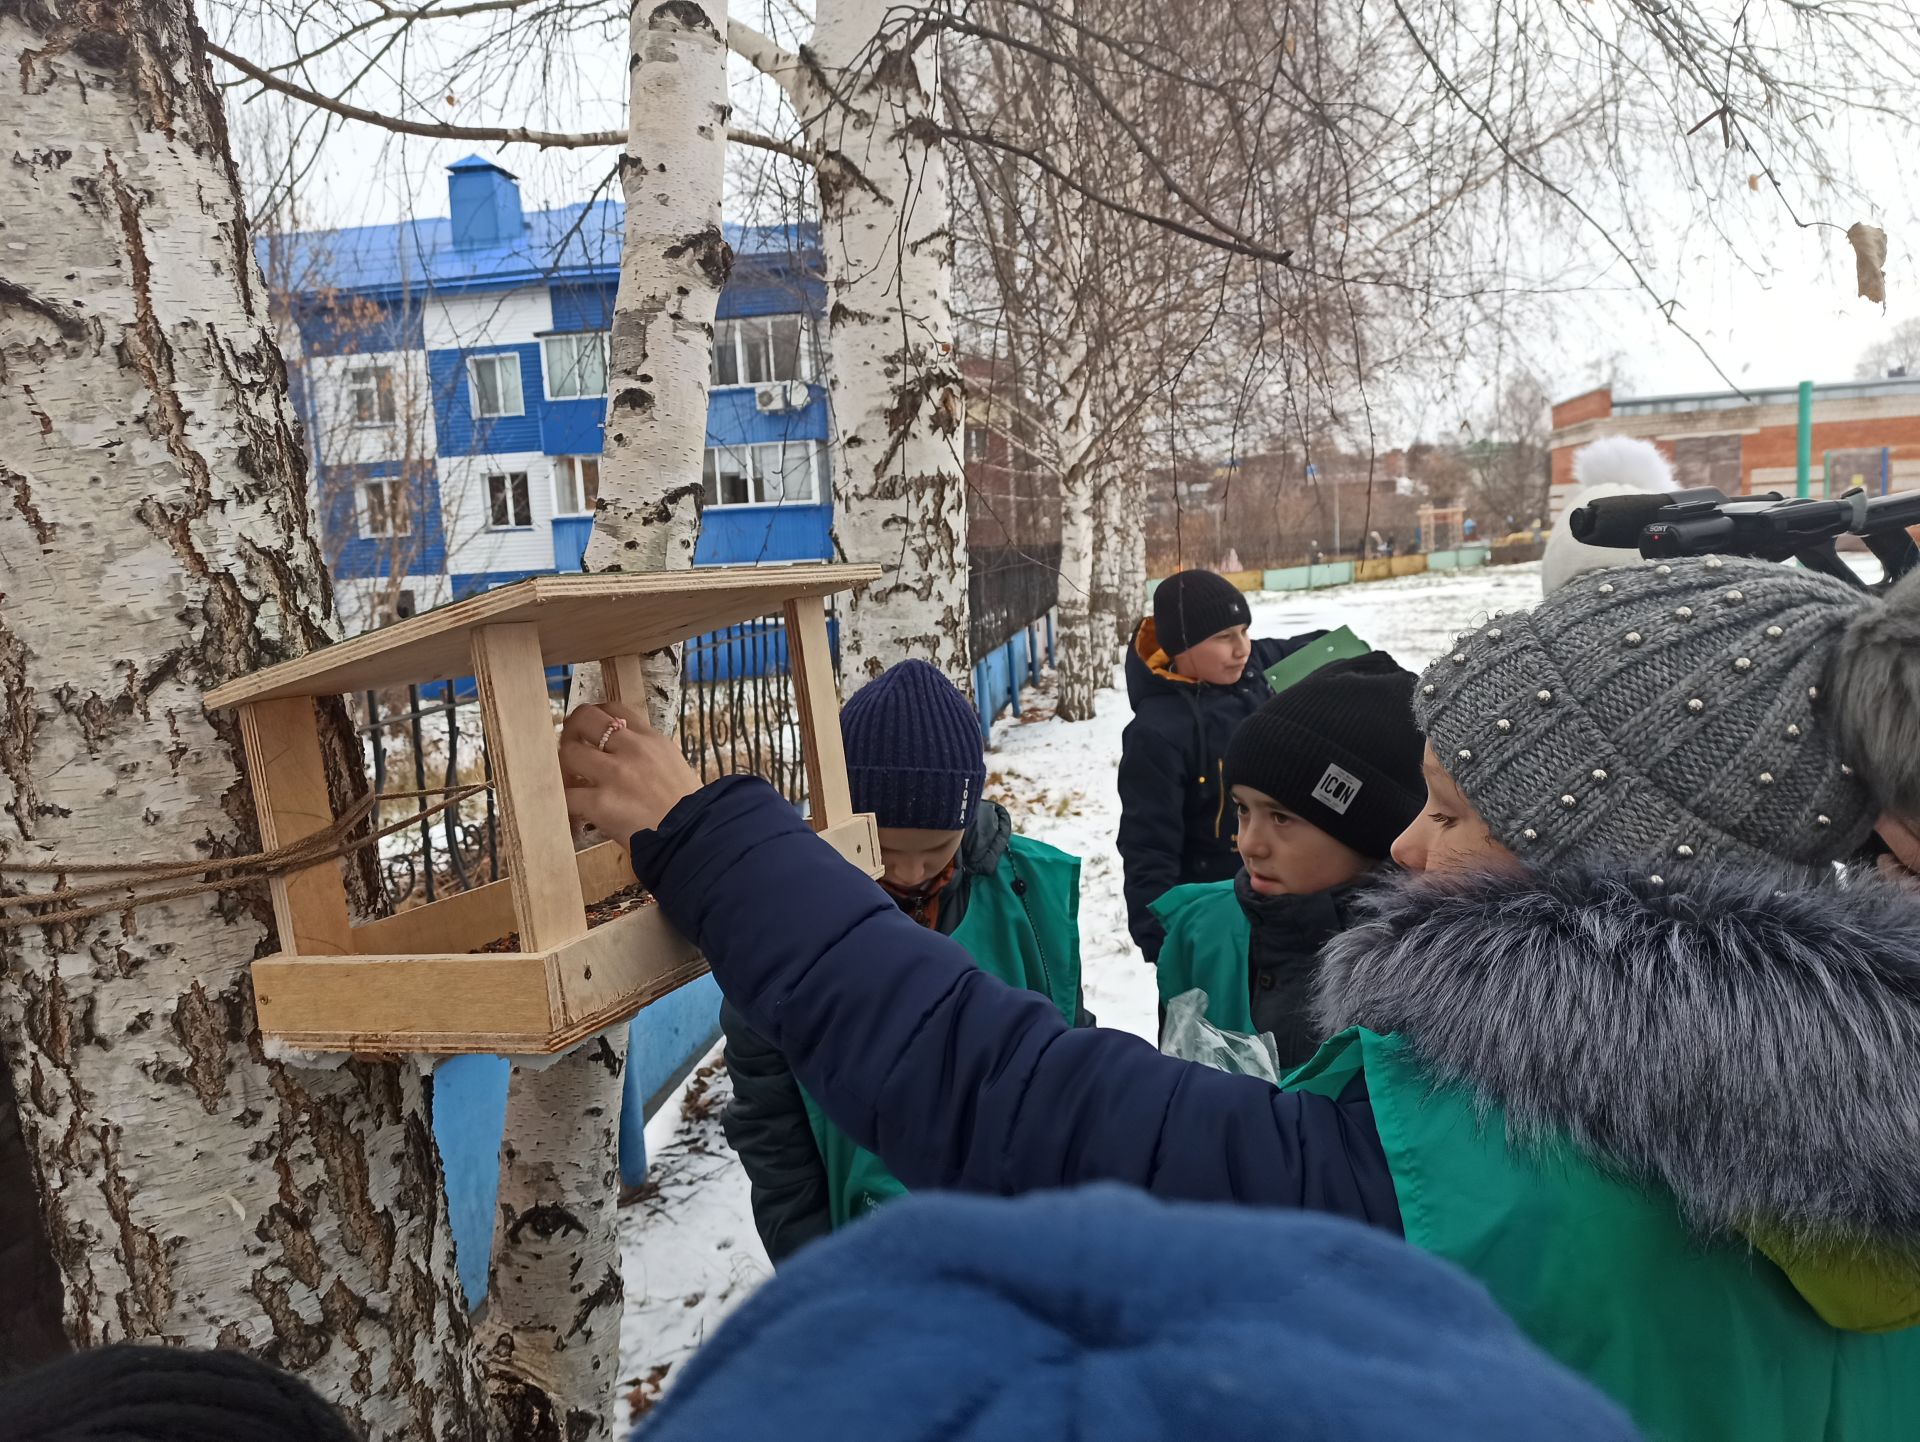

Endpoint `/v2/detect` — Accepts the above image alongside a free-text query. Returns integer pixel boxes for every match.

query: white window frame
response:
[349,365,397,427]
[964,425,990,464]
[552,455,600,516]
[709,315,812,390]
[701,439,821,508]
[359,476,410,537]
[541,333,610,402]
[468,352,526,419]
[484,470,534,530]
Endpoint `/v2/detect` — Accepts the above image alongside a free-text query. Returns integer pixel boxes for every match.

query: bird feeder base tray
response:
[250,813,883,1055]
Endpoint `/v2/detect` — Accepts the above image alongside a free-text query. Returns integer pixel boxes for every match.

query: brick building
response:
[1548,378,1920,524]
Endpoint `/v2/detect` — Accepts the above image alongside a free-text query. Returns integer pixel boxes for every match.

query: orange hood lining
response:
[1135,617,1198,686]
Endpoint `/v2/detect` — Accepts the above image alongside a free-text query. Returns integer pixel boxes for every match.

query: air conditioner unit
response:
[754,380,811,414]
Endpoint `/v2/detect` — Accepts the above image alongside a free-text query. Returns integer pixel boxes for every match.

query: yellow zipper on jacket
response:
[1214,759,1227,838]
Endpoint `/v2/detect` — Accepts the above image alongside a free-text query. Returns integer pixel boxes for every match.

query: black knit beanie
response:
[0,1343,359,1441]
[1152,570,1253,657]
[1225,652,1425,859]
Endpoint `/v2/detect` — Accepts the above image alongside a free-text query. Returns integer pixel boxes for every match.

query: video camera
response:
[1567,485,1920,592]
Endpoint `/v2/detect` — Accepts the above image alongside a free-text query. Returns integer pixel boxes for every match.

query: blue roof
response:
[257,191,819,302]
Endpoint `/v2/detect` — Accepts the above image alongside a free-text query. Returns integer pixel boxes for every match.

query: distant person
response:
[1153,652,1424,1068]
[634,1187,1641,1442]
[1115,570,1321,962]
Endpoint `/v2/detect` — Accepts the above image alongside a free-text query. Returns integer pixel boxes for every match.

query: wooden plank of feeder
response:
[349,815,878,958]
[254,951,562,1049]
[348,840,636,957]
[471,622,588,951]
[237,696,353,955]
[204,564,883,709]
[548,901,699,1029]
[820,812,883,879]
[254,904,707,1055]
[600,653,646,706]
[784,593,852,830]
[254,815,883,1053]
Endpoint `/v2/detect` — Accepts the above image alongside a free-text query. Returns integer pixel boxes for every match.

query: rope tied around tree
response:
[0,784,489,932]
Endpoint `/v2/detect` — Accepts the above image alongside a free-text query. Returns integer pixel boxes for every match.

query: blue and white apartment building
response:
[265,155,834,627]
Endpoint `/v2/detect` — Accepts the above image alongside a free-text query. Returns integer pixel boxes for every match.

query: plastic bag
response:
[1159,989,1284,1084]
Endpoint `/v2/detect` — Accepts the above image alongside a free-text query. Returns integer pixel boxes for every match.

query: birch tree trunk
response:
[1115,458,1150,640]
[735,4,968,694]
[0,4,484,1437]
[575,0,730,726]
[1089,438,1135,672]
[480,6,730,1438]
[1040,0,1101,722]
[1050,369,1098,719]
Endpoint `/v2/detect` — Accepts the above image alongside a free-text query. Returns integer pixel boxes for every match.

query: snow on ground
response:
[614,561,1545,1426]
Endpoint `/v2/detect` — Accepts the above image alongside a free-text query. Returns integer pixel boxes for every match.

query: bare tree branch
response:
[210,39,623,146]
[727,17,803,100]
[212,38,808,160]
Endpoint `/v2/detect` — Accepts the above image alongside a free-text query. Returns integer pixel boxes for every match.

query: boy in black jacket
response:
[1118,568,1320,962]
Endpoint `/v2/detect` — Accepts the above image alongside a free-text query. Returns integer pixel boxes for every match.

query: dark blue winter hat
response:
[841,660,986,832]
[632,1186,1641,1442]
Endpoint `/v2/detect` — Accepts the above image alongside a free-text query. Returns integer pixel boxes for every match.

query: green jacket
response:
[803,830,1082,1228]
[1150,879,1253,1032]
[1307,865,1920,1442]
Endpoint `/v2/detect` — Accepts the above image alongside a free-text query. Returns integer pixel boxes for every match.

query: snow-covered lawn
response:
[614,561,1545,1427]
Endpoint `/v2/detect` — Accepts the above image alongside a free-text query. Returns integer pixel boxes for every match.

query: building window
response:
[553,455,600,515]
[469,353,525,418]
[361,477,410,537]
[350,366,397,426]
[486,471,533,528]
[711,316,808,387]
[965,425,990,463]
[542,333,609,400]
[701,440,818,507]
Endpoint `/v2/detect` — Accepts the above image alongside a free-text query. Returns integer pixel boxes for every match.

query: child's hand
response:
[560,702,701,842]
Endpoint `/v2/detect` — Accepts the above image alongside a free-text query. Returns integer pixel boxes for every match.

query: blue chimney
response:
[448,155,524,250]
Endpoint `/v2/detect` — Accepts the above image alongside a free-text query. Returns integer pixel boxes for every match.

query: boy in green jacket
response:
[720,659,1083,1264]
[1155,651,1424,1069]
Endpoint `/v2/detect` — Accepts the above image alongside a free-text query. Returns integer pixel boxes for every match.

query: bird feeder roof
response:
[205,563,882,708]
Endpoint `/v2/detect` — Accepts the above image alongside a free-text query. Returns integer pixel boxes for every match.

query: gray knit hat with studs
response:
[1415,556,1880,876]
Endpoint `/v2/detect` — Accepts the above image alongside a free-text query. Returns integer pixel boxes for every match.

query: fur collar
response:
[1315,865,1920,1250]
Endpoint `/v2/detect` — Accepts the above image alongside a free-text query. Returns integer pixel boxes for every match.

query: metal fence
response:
[357,617,817,912]
[969,543,1062,661]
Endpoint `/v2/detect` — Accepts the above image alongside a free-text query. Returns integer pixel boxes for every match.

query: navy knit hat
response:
[841,660,986,831]
[1227,651,1426,859]
[1153,569,1252,657]
[635,1186,1641,1442]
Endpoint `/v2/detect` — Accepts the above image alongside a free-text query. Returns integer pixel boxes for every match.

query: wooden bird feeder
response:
[205,564,884,1056]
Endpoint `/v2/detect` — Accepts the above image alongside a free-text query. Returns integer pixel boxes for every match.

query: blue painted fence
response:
[971,613,1054,738]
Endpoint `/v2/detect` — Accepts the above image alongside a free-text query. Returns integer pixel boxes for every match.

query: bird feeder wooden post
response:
[205,563,884,1057]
